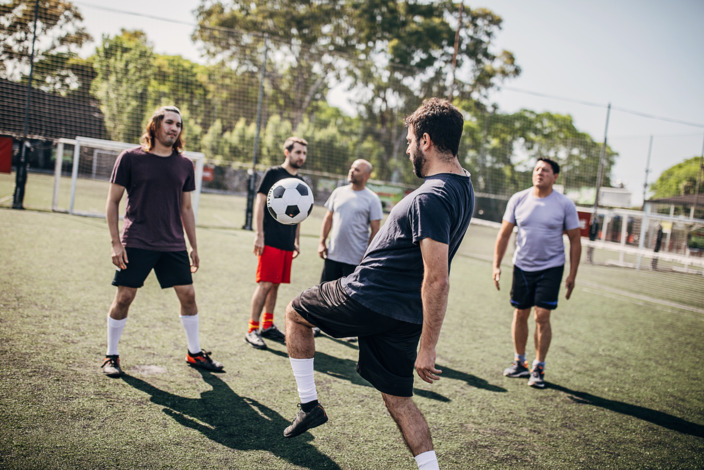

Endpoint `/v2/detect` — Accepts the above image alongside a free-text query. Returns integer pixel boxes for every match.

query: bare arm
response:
[253,193,266,256]
[106,183,127,270]
[368,219,381,245]
[493,220,515,290]
[565,227,582,299]
[294,223,301,259]
[181,191,199,273]
[318,210,333,259]
[415,237,450,385]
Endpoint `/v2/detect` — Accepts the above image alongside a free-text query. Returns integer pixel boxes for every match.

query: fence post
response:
[243,34,269,231]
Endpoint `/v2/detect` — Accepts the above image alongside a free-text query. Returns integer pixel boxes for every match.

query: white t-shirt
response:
[325,185,384,265]
[503,188,580,271]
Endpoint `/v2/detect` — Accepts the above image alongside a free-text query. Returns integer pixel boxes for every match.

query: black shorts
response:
[510,265,564,310]
[291,280,422,397]
[320,258,357,283]
[112,247,192,289]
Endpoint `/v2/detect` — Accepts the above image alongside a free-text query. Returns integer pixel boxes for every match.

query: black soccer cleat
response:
[283,403,328,438]
[503,360,531,378]
[186,350,224,372]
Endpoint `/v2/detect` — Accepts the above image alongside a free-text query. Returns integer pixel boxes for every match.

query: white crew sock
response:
[289,357,317,404]
[106,316,127,356]
[415,450,439,470]
[180,314,201,355]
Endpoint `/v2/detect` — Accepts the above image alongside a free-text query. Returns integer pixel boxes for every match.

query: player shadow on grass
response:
[549,383,704,438]
[266,347,506,402]
[121,371,341,469]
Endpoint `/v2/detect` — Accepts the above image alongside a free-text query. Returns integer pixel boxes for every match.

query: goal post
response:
[53,137,204,220]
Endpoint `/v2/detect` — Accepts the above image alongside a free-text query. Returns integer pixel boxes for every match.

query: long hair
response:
[141,106,184,153]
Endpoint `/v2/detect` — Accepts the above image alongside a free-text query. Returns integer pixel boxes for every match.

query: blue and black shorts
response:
[510,265,564,310]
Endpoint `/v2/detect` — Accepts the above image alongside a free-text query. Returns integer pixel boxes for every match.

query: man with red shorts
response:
[245,136,308,350]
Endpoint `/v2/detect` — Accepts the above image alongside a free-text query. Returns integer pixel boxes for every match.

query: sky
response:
[74,0,704,206]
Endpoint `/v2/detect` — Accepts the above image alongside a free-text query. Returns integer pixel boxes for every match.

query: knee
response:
[534,308,551,326]
[285,302,301,324]
[113,291,136,310]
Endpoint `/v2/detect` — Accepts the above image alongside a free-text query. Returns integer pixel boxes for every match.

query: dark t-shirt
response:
[341,171,474,324]
[257,166,303,251]
[110,147,195,251]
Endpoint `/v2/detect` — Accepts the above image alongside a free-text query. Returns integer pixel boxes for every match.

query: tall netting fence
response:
[1,2,702,311]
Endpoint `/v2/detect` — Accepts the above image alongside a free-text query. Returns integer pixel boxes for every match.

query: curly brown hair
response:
[404,98,463,157]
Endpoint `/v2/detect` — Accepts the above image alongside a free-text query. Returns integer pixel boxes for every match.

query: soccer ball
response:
[266,178,314,225]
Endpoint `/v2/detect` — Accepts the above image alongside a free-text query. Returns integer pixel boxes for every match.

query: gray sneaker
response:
[503,360,530,378]
[245,330,267,350]
[528,364,545,388]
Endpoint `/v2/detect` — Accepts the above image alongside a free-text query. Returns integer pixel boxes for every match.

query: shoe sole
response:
[283,413,328,438]
[187,361,224,372]
[528,380,545,388]
[504,371,531,378]
[245,337,267,350]
[103,369,122,378]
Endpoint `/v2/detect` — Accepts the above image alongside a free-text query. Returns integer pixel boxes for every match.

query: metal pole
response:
[592,103,611,217]
[691,134,704,220]
[243,34,269,230]
[641,135,653,210]
[12,0,40,210]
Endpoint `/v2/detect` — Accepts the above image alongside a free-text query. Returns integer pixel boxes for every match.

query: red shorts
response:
[256,245,294,284]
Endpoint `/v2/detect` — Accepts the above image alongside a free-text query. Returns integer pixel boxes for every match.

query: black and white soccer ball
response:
[266,178,314,225]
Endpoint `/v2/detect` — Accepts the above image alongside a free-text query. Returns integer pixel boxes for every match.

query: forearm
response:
[182,207,198,251]
[419,276,449,353]
[569,237,582,278]
[106,201,122,245]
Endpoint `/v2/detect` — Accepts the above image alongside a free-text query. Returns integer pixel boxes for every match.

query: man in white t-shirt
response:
[492,158,582,388]
[318,159,384,281]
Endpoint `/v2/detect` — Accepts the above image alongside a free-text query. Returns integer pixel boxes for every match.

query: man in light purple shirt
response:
[492,157,582,388]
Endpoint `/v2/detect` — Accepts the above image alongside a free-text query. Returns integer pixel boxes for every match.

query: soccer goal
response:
[52,137,204,219]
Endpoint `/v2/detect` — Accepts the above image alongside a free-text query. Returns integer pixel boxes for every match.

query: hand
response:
[111,242,128,270]
[415,348,442,384]
[493,267,501,290]
[565,275,576,299]
[318,242,328,260]
[190,249,199,273]
[253,233,264,256]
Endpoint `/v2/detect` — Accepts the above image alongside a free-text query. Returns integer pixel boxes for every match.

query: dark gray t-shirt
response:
[110,147,195,251]
[341,171,474,324]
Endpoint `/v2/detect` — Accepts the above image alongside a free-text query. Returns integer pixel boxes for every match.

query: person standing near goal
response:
[283,98,474,470]
[492,157,582,388]
[102,105,223,377]
[314,159,383,338]
[244,137,308,350]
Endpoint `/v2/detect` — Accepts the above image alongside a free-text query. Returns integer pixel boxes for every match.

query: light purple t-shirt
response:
[503,188,579,271]
[324,185,383,265]
[110,147,195,251]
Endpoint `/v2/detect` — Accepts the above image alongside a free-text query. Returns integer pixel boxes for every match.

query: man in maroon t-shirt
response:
[101,105,223,377]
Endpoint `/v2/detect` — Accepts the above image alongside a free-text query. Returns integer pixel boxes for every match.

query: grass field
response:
[1,173,703,469]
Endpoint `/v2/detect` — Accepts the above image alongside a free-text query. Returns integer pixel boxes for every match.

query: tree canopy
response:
[650,156,704,199]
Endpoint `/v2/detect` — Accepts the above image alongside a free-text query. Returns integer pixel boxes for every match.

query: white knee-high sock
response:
[415,450,439,470]
[180,314,201,354]
[289,357,317,404]
[106,316,127,356]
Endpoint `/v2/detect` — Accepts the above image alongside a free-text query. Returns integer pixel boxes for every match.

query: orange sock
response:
[262,313,274,330]
[248,320,260,333]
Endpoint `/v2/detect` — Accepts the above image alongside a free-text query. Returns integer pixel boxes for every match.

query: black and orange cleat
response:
[186,350,224,372]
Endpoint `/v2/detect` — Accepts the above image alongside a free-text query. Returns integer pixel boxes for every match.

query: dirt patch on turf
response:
[130,365,168,376]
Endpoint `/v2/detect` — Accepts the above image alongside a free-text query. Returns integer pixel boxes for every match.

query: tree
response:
[650,156,704,199]
[0,0,91,94]
[91,30,154,143]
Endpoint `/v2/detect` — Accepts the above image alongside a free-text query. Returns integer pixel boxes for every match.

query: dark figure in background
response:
[652,223,663,270]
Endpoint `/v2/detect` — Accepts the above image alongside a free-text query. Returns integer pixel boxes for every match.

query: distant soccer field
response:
[1,173,703,469]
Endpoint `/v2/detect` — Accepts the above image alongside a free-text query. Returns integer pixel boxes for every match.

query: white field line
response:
[581,281,704,315]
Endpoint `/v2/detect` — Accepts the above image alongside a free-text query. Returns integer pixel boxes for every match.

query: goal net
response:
[52,137,204,219]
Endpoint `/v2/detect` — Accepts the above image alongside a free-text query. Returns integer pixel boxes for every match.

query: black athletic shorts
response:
[291,280,422,397]
[510,265,564,310]
[320,258,357,283]
[112,247,192,289]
